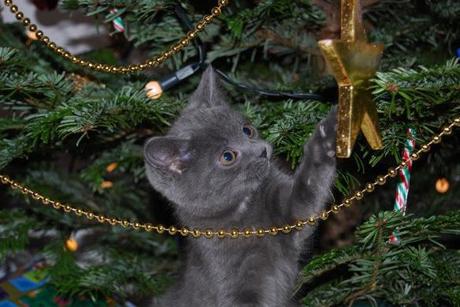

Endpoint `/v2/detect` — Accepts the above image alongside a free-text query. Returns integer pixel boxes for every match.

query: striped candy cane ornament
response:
[389,128,416,244]
[110,9,126,33]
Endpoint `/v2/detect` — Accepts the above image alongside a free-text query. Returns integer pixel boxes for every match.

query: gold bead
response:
[4,0,12,6]
[295,221,304,230]
[28,24,37,32]
[243,229,252,237]
[109,218,117,225]
[10,5,18,13]
[196,21,206,30]
[376,176,386,185]
[56,47,64,54]
[230,229,239,238]
[204,15,213,23]
[307,216,316,225]
[270,227,278,235]
[134,222,141,229]
[48,42,56,50]
[180,228,189,236]
[421,144,430,152]
[15,11,24,20]
[168,226,177,234]
[180,38,189,47]
[256,229,265,236]
[192,229,201,237]
[365,183,375,192]
[217,230,226,238]
[147,60,155,66]
[87,212,94,219]
[331,205,340,213]
[205,230,213,238]
[410,153,419,160]
[145,224,154,232]
[35,30,43,39]
[355,191,364,200]
[78,59,87,66]
[453,118,460,126]
[64,205,71,212]
[432,135,441,144]
[320,211,329,220]
[121,220,129,227]
[282,225,292,233]
[400,161,407,167]
[443,126,452,135]
[211,7,221,16]
[121,67,129,73]
[157,225,165,234]
[219,0,229,5]
[388,167,397,177]
[22,17,30,26]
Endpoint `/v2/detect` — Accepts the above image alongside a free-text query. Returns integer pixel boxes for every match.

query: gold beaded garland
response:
[4,0,229,74]
[0,117,458,238]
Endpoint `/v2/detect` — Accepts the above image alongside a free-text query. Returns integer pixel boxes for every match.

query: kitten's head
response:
[144,66,272,218]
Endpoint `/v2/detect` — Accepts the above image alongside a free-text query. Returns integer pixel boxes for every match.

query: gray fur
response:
[144,66,337,307]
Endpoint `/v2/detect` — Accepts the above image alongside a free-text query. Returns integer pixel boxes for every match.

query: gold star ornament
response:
[318,0,384,158]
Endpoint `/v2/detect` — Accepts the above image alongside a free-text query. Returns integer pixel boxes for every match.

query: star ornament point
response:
[318,0,384,158]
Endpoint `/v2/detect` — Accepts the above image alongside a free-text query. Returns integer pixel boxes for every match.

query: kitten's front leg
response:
[288,108,337,238]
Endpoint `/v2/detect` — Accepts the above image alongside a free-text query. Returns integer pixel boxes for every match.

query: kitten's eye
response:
[243,125,255,138]
[220,150,238,166]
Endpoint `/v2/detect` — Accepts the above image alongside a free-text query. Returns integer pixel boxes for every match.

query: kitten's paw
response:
[311,107,337,159]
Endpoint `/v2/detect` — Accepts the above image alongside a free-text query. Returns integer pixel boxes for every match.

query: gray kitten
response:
[144,66,336,307]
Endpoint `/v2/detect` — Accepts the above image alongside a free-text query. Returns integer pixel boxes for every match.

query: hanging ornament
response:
[318,0,384,158]
[109,9,126,33]
[389,128,416,244]
[65,237,78,252]
[435,177,450,194]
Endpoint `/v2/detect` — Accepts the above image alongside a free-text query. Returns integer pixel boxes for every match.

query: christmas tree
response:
[1,0,459,305]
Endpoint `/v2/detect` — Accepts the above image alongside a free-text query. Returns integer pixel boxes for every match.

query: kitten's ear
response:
[144,137,192,175]
[189,65,228,109]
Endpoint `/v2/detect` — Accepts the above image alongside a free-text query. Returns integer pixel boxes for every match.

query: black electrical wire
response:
[167,4,329,102]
